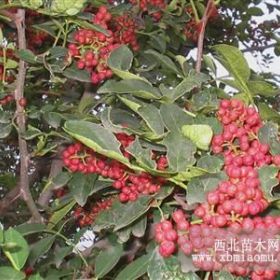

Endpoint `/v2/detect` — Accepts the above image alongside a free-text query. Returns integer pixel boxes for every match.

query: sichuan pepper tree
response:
[0,0,280,279]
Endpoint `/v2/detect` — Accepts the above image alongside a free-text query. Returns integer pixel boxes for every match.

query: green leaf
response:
[160,104,192,133]
[0,267,25,280]
[71,19,109,35]
[49,0,86,15]
[93,196,153,232]
[29,273,44,280]
[118,96,165,138]
[117,227,131,243]
[14,223,46,236]
[145,49,181,75]
[191,89,219,112]
[0,123,12,138]
[19,0,43,9]
[168,73,208,102]
[194,115,222,135]
[51,171,72,189]
[258,122,280,155]
[3,229,29,271]
[148,251,188,280]
[64,120,132,167]
[213,44,250,82]
[54,246,72,267]
[44,112,62,128]
[197,155,224,173]
[24,125,43,140]
[95,241,123,278]
[248,81,279,97]
[162,132,196,172]
[213,271,235,280]
[68,173,97,206]
[127,137,156,170]
[258,166,280,202]
[63,66,91,82]
[258,103,280,122]
[98,79,161,99]
[115,253,152,280]
[47,199,76,230]
[132,216,147,238]
[182,125,213,151]
[213,44,251,95]
[5,59,18,69]
[247,7,264,16]
[187,172,227,204]
[108,45,148,82]
[0,228,3,244]
[173,166,208,182]
[29,235,56,265]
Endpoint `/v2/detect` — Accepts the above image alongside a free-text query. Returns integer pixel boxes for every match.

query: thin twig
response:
[242,43,276,53]
[14,9,42,222]
[195,0,215,73]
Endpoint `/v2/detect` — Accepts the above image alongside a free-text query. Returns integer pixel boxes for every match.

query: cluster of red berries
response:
[112,14,139,51]
[68,6,139,84]
[73,197,113,227]
[129,0,166,21]
[156,212,280,278]
[154,99,280,279]
[155,210,191,257]
[194,99,279,228]
[62,133,166,203]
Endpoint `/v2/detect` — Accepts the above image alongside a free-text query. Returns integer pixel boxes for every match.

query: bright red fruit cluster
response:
[156,212,280,276]
[73,198,113,227]
[155,99,280,279]
[68,6,139,84]
[112,14,139,51]
[62,133,166,203]
[129,0,166,21]
[195,99,272,226]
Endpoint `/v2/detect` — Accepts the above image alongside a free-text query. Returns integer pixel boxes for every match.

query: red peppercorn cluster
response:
[154,99,280,279]
[129,0,166,21]
[155,211,280,278]
[194,99,274,228]
[155,210,190,257]
[111,14,139,51]
[68,6,139,84]
[62,133,165,203]
[73,197,113,227]
[156,155,168,170]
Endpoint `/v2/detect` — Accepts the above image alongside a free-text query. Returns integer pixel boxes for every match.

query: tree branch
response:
[0,158,49,215]
[242,43,277,53]
[195,0,215,73]
[15,9,43,222]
